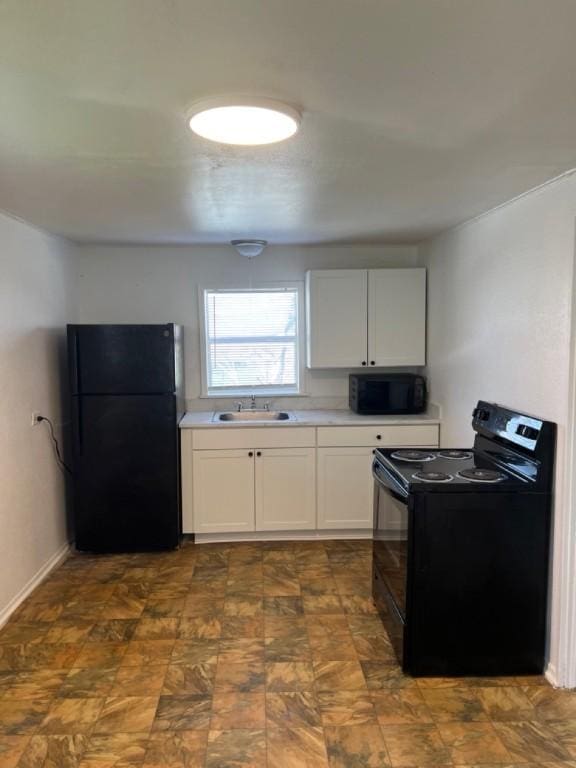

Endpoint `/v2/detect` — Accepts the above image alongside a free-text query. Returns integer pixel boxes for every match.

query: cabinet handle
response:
[376,434,382,440]
[370,361,376,366]
[361,361,367,366]
[248,451,253,457]
[256,451,262,457]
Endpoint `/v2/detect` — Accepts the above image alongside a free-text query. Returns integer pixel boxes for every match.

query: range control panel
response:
[472,401,543,452]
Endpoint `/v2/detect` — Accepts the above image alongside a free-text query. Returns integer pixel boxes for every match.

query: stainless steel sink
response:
[214,410,292,422]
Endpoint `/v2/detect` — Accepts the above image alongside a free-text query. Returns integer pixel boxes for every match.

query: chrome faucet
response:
[250,394,256,409]
[234,401,243,412]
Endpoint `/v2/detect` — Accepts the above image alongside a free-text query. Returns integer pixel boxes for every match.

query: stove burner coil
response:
[412,471,453,483]
[457,468,506,483]
[438,450,473,460]
[391,450,436,462]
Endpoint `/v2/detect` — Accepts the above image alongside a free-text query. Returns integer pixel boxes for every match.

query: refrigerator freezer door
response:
[72,394,180,551]
[68,325,177,394]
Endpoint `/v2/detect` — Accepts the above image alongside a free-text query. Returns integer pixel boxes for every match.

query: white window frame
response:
[199,282,307,398]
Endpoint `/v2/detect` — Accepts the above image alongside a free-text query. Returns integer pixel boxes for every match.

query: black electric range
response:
[372,400,556,677]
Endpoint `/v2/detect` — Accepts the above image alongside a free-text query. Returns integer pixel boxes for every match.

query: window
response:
[202,287,301,396]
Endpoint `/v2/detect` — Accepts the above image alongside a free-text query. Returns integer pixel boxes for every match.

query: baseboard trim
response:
[194,530,373,544]
[0,541,72,630]
[545,661,559,688]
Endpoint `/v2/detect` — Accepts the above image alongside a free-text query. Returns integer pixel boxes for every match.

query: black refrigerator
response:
[67,324,184,552]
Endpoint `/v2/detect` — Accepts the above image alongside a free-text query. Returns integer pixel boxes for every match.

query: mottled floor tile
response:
[205,729,266,768]
[218,638,265,665]
[223,596,263,618]
[372,688,434,725]
[0,699,51,734]
[211,692,266,730]
[302,595,343,615]
[265,635,311,662]
[14,600,64,623]
[214,661,265,693]
[59,667,118,698]
[313,661,367,692]
[317,690,377,727]
[39,697,104,734]
[437,721,513,764]
[87,620,139,643]
[162,662,216,695]
[0,735,32,768]
[80,732,149,767]
[133,618,179,640]
[112,664,169,696]
[121,639,175,667]
[476,686,535,721]
[143,730,207,767]
[17,734,88,768]
[171,640,219,666]
[380,723,451,767]
[0,643,79,672]
[493,720,572,763]
[307,628,358,661]
[142,598,186,618]
[339,595,378,615]
[264,597,304,617]
[93,696,159,734]
[267,692,321,728]
[267,726,329,768]
[0,622,48,645]
[178,617,221,640]
[265,617,307,639]
[524,686,576,720]
[266,662,315,692]
[220,616,263,639]
[421,686,488,722]
[324,724,391,768]
[152,695,211,731]
[361,661,418,691]
[44,621,94,644]
[0,669,67,699]
[73,642,128,669]
[549,720,576,758]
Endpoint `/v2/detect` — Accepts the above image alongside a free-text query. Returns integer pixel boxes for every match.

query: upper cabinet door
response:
[306,270,368,368]
[368,269,426,366]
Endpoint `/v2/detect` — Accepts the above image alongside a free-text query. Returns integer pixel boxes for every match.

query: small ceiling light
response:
[188,97,300,146]
[231,239,268,258]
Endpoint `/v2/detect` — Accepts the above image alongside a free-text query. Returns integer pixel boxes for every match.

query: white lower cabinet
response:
[255,448,316,531]
[190,444,316,533]
[192,449,255,533]
[317,447,375,529]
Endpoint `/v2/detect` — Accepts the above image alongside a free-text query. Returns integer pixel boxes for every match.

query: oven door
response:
[372,457,410,664]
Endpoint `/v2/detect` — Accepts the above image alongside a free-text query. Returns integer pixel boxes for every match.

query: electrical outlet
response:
[31,412,41,426]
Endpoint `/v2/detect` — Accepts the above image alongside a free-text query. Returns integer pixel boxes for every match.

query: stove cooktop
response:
[376,447,535,492]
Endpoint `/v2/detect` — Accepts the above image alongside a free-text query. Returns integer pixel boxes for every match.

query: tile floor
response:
[0,539,574,767]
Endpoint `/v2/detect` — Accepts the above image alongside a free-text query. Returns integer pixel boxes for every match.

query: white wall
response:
[73,243,418,409]
[419,171,576,684]
[0,211,75,622]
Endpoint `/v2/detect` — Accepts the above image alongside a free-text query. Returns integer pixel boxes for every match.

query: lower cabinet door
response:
[255,448,316,531]
[192,449,255,533]
[317,447,374,529]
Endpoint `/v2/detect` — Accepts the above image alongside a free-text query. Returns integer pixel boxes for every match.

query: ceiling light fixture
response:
[188,97,300,145]
[231,239,268,258]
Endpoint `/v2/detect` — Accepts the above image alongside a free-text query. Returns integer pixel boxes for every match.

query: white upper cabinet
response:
[306,270,368,368]
[306,268,426,368]
[368,269,426,366]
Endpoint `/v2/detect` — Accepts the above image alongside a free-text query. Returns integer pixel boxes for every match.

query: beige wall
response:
[419,172,576,682]
[0,211,74,621]
[73,243,419,410]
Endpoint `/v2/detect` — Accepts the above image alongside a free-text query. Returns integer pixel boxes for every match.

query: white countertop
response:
[179,409,440,429]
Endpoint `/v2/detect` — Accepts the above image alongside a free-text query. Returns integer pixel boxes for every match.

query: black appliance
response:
[349,373,426,415]
[372,400,556,676]
[68,324,184,552]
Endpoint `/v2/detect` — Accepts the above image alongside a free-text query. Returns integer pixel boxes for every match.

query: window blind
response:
[204,288,300,395]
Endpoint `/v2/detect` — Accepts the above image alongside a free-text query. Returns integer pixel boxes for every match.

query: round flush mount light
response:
[187,97,300,146]
[231,239,268,258]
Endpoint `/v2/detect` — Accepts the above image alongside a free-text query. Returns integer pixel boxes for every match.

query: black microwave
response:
[349,373,427,415]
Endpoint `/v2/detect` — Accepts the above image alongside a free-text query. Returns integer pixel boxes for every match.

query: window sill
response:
[200,392,310,399]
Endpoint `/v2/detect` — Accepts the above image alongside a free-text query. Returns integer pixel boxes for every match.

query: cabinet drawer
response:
[317,425,439,447]
[192,427,316,450]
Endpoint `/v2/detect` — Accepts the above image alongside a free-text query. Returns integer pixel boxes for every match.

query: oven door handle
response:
[372,458,409,502]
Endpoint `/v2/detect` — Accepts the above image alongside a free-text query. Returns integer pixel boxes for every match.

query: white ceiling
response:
[1,0,576,245]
